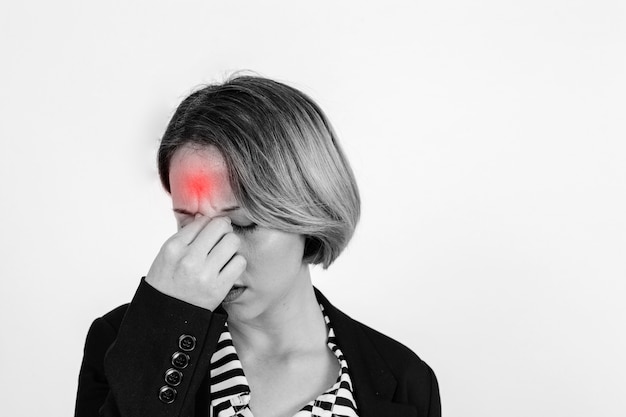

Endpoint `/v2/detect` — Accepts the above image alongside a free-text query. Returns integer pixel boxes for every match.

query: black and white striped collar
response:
[208,304,359,417]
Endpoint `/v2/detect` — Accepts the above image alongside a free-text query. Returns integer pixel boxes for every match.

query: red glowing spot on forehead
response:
[184,172,214,199]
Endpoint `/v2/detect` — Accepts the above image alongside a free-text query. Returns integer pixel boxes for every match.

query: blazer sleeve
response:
[75,278,227,417]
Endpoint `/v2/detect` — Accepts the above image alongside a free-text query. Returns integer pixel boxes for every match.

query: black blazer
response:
[75,278,441,417]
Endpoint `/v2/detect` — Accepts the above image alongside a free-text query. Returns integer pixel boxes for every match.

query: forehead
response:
[169,145,234,203]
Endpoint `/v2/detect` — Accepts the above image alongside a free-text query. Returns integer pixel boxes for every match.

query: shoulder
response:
[76,303,131,415]
[99,303,130,333]
[316,287,436,381]
[102,303,130,327]
[358,319,432,372]
[316,287,440,413]
[354,318,439,400]
[344,310,436,385]
[86,303,129,344]
[338,310,441,415]
[82,303,130,361]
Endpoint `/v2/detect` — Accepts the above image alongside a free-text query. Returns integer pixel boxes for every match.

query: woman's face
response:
[168,144,308,321]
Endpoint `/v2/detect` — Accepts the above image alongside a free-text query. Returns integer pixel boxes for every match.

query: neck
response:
[227,269,328,359]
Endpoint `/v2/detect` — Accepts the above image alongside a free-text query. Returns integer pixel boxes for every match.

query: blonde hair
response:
[158,75,360,269]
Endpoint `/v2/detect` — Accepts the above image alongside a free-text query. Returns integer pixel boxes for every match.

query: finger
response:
[188,216,233,257]
[174,215,213,245]
[204,232,240,274]
[217,254,247,283]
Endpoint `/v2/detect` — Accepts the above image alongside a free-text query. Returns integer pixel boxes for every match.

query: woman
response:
[75,75,441,417]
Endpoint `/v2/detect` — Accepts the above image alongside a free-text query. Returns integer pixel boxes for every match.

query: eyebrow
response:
[173,206,241,216]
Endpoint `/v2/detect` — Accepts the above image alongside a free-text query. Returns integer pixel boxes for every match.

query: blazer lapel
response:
[314,289,417,417]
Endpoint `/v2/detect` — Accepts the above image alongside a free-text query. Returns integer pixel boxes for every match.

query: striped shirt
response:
[209,305,359,417]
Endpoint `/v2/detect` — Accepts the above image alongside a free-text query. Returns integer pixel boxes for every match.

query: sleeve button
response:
[179,334,196,351]
[164,368,183,386]
[171,351,190,369]
[158,386,177,404]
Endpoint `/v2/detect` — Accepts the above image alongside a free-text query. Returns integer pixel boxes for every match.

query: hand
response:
[145,215,247,311]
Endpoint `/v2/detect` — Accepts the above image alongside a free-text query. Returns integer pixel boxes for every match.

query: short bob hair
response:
[158,75,360,269]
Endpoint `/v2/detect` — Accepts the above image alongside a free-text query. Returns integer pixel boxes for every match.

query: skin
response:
[145,144,339,417]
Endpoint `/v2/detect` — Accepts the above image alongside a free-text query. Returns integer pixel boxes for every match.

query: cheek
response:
[243,230,305,270]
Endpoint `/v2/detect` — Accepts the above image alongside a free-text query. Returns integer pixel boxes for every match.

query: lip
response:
[223,286,246,303]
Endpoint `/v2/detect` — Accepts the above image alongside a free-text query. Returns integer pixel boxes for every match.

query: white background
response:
[1,1,625,416]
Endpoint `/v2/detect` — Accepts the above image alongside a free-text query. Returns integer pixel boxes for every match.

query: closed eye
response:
[232,223,258,234]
